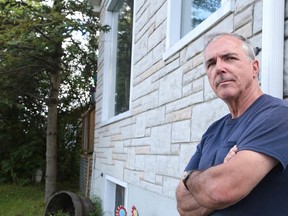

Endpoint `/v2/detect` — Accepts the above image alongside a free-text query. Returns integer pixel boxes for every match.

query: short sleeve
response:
[237,105,288,170]
[184,143,202,171]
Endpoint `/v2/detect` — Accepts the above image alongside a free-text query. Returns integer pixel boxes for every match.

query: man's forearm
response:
[185,168,232,210]
[176,181,214,216]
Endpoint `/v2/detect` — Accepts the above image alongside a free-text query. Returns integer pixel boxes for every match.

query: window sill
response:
[163,1,235,61]
[100,110,132,127]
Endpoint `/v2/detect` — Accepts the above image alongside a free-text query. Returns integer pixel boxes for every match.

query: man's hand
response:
[176,145,238,216]
[176,179,213,216]
[224,145,238,163]
[184,150,278,209]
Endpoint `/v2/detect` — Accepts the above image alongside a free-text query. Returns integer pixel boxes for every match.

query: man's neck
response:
[226,88,263,118]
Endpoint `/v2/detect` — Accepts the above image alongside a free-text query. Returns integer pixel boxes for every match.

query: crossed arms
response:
[176,146,278,216]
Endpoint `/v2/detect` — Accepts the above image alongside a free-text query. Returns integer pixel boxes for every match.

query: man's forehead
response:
[205,50,238,59]
[204,37,242,59]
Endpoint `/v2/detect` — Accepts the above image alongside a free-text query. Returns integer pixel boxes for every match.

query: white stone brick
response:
[139,106,166,128]
[134,52,155,78]
[113,160,124,180]
[126,148,135,169]
[134,60,165,85]
[235,22,253,38]
[204,76,216,100]
[253,1,262,34]
[192,64,205,80]
[156,155,179,177]
[134,1,152,39]
[135,154,145,170]
[166,107,192,123]
[155,174,163,185]
[150,124,171,154]
[141,90,159,110]
[152,57,180,82]
[191,52,204,68]
[183,69,193,85]
[170,143,180,155]
[162,176,180,198]
[179,143,198,172]
[150,0,166,17]
[154,1,167,27]
[124,168,141,184]
[165,93,200,113]
[235,0,254,13]
[112,141,124,153]
[140,179,162,194]
[135,146,150,155]
[134,34,148,63]
[191,99,228,142]
[144,155,156,182]
[234,5,253,29]
[192,77,204,93]
[159,68,182,105]
[172,120,191,143]
[186,37,205,60]
[152,40,166,63]
[131,137,150,147]
[206,13,234,36]
[133,76,153,100]
[132,118,146,138]
[183,83,192,96]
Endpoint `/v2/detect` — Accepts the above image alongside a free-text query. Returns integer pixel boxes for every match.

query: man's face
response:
[204,35,259,102]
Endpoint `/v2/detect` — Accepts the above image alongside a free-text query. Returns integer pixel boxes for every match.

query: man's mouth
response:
[216,79,233,86]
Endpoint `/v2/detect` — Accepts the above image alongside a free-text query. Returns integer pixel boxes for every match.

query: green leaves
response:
[0,0,109,185]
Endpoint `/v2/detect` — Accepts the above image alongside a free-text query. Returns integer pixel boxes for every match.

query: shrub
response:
[89,196,103,216]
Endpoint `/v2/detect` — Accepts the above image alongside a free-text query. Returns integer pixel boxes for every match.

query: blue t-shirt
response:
[185,94,288,215]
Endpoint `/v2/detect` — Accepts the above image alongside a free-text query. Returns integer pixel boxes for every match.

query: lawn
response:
[0,184,46,216]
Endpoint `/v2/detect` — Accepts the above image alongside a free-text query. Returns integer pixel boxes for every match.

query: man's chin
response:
[217,92,236,101]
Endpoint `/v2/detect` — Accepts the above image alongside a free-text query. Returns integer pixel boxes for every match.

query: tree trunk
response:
[45,70,61,203]
[45,39,62,202]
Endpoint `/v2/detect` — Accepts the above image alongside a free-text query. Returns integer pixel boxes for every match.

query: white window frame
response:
[164,0,235,60]
[103,175,128,215]
[101,0,134,124]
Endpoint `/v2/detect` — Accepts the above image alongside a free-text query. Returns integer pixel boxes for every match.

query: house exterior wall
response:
[90,0,288,215]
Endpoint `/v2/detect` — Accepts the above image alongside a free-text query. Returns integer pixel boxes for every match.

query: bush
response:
[89,196,103,216]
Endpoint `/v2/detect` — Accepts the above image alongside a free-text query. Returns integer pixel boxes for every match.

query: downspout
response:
[261,0,285,99]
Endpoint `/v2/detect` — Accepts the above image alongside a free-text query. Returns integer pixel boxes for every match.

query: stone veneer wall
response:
[90,0,282,203]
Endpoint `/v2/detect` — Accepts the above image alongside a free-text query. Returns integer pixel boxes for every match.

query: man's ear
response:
[252,60,259,78]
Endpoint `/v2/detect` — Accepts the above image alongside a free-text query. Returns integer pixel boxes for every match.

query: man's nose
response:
[215,58,226,75]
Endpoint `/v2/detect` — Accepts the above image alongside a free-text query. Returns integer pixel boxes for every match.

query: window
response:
[102,0,133,122]
[181,0,221,37]
[114,0,133,115]
[104,175,128,215]
[115,184,125,212]
[164,0,234,60]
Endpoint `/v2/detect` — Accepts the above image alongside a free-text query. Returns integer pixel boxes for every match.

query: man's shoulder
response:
[260,94,288,107]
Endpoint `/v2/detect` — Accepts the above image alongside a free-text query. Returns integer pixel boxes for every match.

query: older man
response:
[176,33,288,215]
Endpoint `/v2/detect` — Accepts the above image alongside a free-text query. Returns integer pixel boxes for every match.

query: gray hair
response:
[204,33,256,60]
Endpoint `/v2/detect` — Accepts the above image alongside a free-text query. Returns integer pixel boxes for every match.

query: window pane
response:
[115,0,133,115]
[115,184,125,211]
[181,0,221,37]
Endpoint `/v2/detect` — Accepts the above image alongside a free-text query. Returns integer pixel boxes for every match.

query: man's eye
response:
[225,56,236,61]
[206,61,215,69]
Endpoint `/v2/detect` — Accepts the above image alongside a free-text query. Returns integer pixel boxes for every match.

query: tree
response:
[0,0,109,202]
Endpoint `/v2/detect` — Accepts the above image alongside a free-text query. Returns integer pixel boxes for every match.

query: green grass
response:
[0,184,46,216]
[0,182,81,216]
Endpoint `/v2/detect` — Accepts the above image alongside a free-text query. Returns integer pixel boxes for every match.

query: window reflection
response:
[115,0,133,115]
[181,0,221,37]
